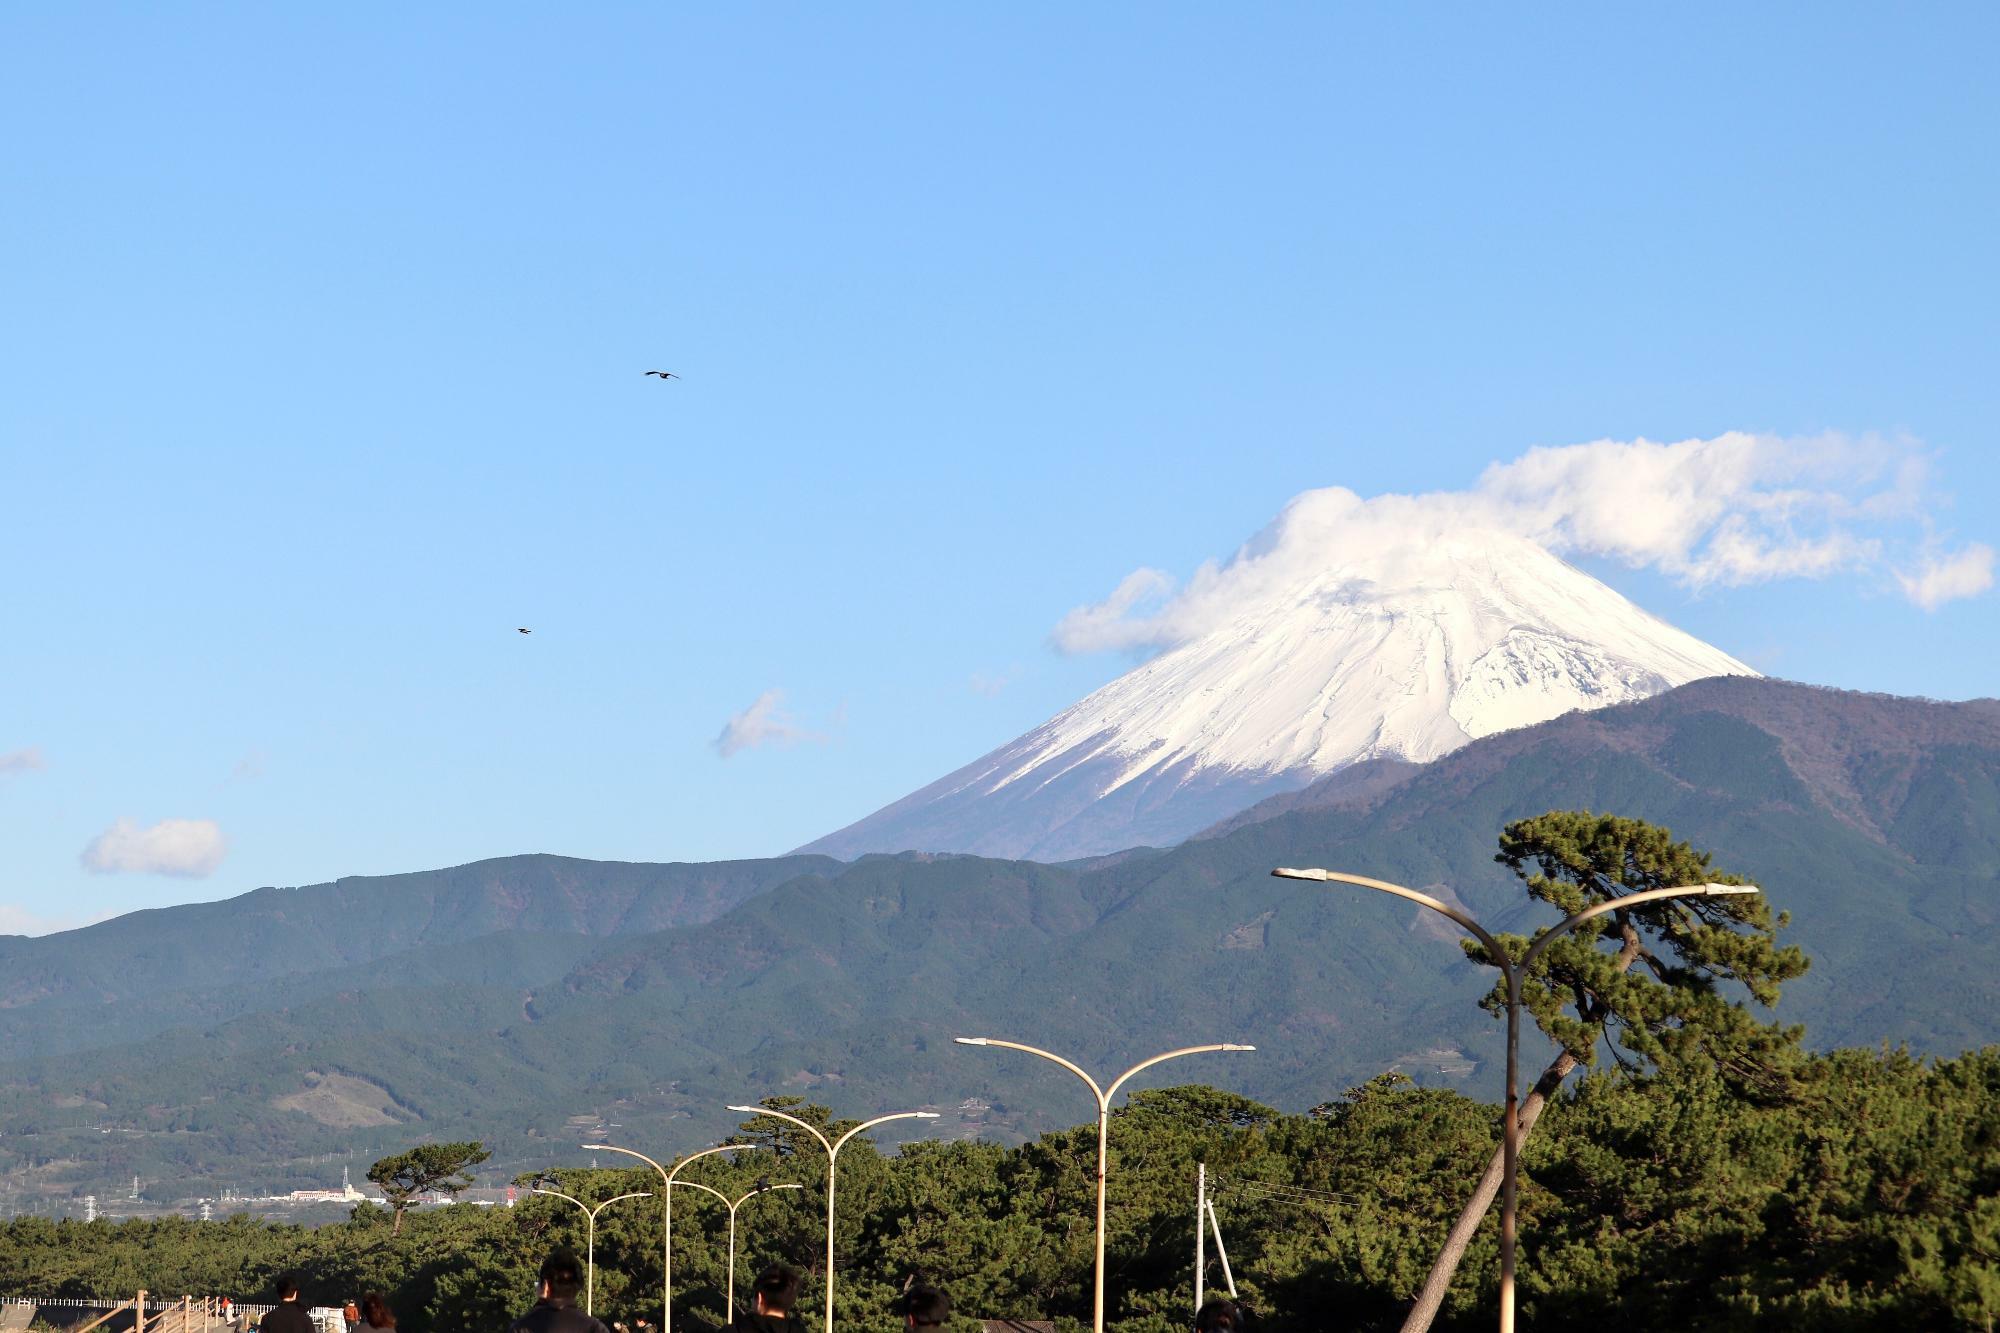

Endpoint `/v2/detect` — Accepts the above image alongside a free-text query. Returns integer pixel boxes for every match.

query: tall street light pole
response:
[726,1104,940,1333]
[1270,867,1757,1333]
[581,1141,773,1333]
[953,1038,1256,1333]
[528,1187,650,1315]
[669,1179,807,1324]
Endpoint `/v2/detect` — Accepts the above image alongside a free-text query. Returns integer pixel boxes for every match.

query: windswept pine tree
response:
[367,1141,491,1236]
[1399,811,1811,1332]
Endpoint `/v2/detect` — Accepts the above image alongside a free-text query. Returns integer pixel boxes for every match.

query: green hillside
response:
[0,853,838,1061]
[3,678,1995,1201]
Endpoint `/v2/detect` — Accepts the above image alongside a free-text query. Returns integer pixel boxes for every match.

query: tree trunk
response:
[1396,1051,1579,1333]
[391,1204,404,1236]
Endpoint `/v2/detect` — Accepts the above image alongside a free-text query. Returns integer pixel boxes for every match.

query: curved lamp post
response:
[580,1141,773,1333]
[1270,867,1756,1333]
[668,1178,807,1324]
[726,1104,940,1333]
[528,1187,650,1314]
[952,1038,1256,1333]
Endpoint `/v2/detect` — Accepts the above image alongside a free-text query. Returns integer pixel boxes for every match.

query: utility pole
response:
[1207,1199,1237,1299]
[1193,1166,1237,1309]
[1194,1164,1207,1314]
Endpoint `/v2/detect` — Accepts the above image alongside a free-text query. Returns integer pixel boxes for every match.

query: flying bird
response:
[517,628,532,635]
[644,370,680,380]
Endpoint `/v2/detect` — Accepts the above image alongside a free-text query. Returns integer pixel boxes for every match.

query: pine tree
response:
[366,1141,491,1236]
[1399,811,1809,1332]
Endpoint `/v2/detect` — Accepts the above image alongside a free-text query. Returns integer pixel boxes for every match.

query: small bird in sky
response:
[643,370,679,380]
[516,627,532,635]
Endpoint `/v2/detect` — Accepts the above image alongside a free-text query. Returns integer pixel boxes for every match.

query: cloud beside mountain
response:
[0,747,46,776]
[714,690,826,758]
[1898,544,1998,612]
[1055,433,1989,655]
[80,817,228,878]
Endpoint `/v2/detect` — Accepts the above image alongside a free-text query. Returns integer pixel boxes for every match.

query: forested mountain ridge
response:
[1200,674,2000,850]
[3,679,1996,1201]
[0,853,839,1060]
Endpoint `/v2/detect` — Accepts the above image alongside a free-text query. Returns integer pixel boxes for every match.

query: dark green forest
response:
[7,1055,2000,1332]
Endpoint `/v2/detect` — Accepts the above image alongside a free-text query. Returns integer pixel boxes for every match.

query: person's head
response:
[1194,1297,1243,1332]
[893,1285,950,1328]
[751,1264,800,1316]
[274,1279,300,1304]
[538,1250,585,1303]
[359,1294,394,1330]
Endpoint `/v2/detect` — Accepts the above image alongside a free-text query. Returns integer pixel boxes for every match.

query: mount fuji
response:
[802,528,1756,862]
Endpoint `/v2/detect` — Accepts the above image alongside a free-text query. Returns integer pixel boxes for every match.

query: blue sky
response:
[3,5,1996,930]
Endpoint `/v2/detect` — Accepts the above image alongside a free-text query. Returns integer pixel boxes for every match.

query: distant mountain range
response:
[4,677,1996,1200]
[801,529,1753,861]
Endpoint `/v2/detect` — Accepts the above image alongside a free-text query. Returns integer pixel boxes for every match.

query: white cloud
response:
[0,903,90,937]
[1897,543,1996,611]
[1051,569,1176,655]
[0,747,46,776]
[969,668,1022,697]
[713,690,827,758]
[1055,433,1991,654]
[1473,432,1905,586]
[80,817,228,878]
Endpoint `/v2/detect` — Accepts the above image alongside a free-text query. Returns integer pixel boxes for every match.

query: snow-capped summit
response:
[801,527,1756,863]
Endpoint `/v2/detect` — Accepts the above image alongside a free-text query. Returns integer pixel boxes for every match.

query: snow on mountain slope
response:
[801,529,1756,862]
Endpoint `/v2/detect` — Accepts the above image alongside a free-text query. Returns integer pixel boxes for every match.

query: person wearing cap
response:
[891,1285,950,1329]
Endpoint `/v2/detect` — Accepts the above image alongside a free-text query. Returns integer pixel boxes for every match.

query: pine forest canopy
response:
[8,1052,1999,1332]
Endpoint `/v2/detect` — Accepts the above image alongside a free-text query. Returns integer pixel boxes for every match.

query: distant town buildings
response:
[271,1166,370,1205]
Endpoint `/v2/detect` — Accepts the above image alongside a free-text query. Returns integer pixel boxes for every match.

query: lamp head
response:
[725,1105,761,1114]
[916,1112,940,1118]
[1221,1044,1257,1052]
[1701,883,1761,896]
[1271,867,1328,880]
[953,1037,989,1046]
[580,1143,610,1151]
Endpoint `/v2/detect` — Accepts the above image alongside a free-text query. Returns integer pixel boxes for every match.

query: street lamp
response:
[580,1141,773,1333]
[527,1186,650,1315]
[1270,867,1756,1333]
[667,1178,807,1324]
[726,1104,940,1333]
[952,1038,1256,1333]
